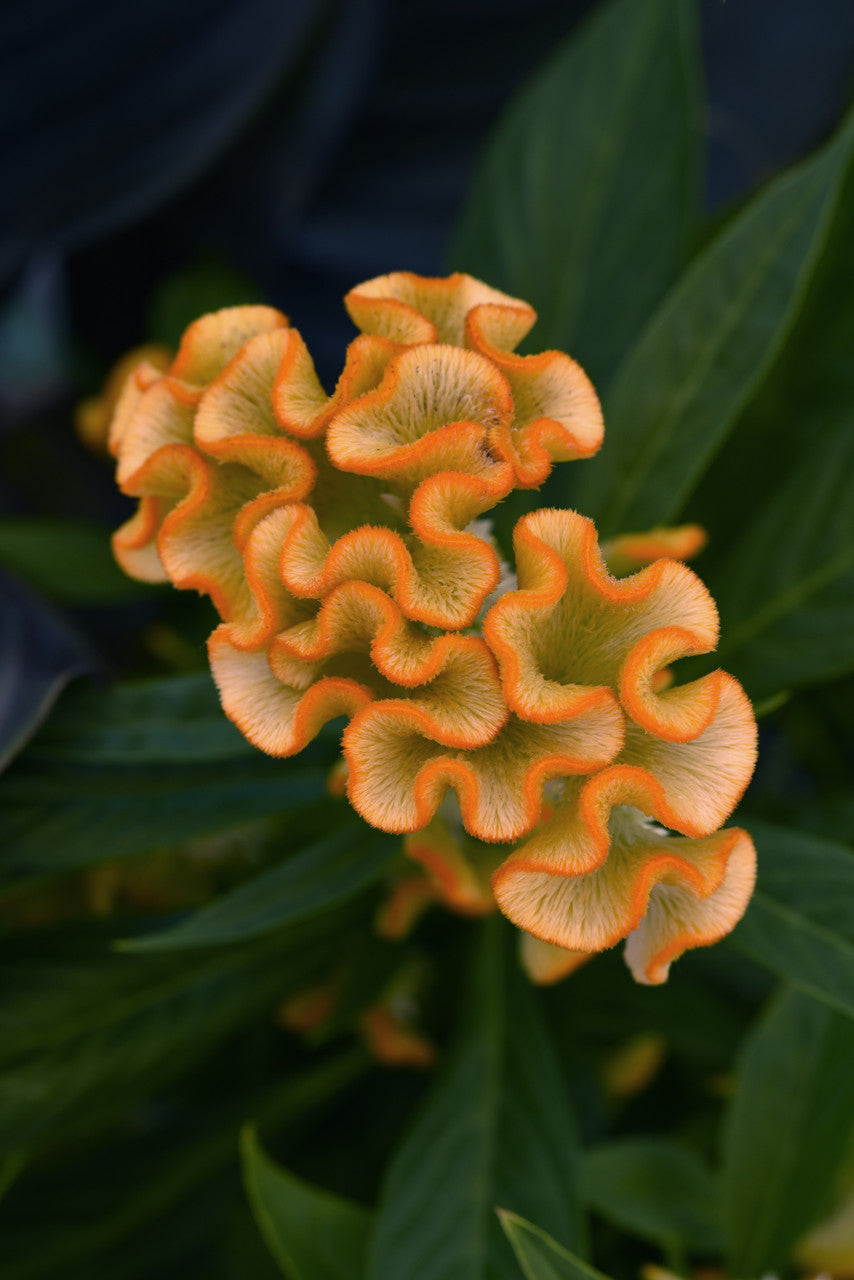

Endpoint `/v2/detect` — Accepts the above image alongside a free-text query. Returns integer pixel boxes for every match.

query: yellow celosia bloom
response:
[108,271,757,986]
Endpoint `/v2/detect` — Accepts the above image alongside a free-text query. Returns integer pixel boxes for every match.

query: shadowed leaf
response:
[370,918,583,1280]
[120,824,396,952]
[575,106,854,534]
[722,986,854,1276]
[242,1126,373,1279]
[731,820,854,1020]
[582,1138,721,1252]
[451,0,702,387]
[498,1211,613,1280]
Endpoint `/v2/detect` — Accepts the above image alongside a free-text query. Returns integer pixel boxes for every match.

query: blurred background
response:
[4,0,854,408]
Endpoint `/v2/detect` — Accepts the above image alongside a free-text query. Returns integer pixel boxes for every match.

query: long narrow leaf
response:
[498,1211,613,1280]
[242,1126,373,1280]
[711,420,854,697]
[730,820,854,1019]
[120,825,396,951]
[582,1138,721,1252]
[722,987,854,1276]
[370,918,583,1280]
[451,0,702,386]
[575,107,854,534]
[25,674,254,764]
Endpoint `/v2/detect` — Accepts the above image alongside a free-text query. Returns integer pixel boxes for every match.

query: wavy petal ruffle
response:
[345,271,534,347]
[484,508,722,742]
[344,706,623,840]
[467,313,604,487]
[492,798,754,959]
[272,484,506,630]
[211,613,507,760]
[326,344,514,488]
[169,305,289,385]
[623,829,756,983]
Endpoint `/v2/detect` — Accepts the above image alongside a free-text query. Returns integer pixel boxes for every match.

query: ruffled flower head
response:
[109,271,757,985]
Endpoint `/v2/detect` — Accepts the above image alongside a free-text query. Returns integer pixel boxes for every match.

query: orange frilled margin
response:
[107,271,757,986]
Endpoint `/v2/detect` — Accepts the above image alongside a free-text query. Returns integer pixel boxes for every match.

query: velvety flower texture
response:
[109,271,757,985]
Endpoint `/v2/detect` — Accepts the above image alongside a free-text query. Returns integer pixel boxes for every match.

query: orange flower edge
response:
[107,273,757,985]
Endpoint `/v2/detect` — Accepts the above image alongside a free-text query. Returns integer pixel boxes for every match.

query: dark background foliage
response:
[2,2,854,1278]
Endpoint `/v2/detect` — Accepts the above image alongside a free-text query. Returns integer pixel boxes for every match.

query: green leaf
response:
[0,755,330,881]
[0,676,339,882]
[575,106,854,535]
[24,674,254,764]
[0,915,357,1151]
[0,915,353,1063]
[710,419,854,698]
[582,1138,721,1252]
[241,1126,372,1280]
[730,820,854,1020]
[120,824,396,951]
[0,1052,366,1280]
[370,918,583,1280]
[450,0,702,385]
[722,986,854,1276]
[691,125,854,556]
[497,1211,613,1280]
[0,518,150,605]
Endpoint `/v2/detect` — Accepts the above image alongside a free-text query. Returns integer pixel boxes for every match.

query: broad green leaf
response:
[120,824,396,951]
[582,1138,721,1252]
[0,518,150,605]
[498,1211,612,1280]
[0,915,357,1151]
[691,127,854,558]
[0,755,330,881]
[370,918,583,1280]
[241,1126,372,1280]
[24,674,253,764]
[0,913,360,1063]
[222,1208,287,1280]
[0,961,280,1150]
[0,674,341,883]
[0,1052,365,1280]
[451,0,702,386]
[575,106,854,535]
[730,820,854,1020]
[722,986,854,1276]
[711,419,854,698]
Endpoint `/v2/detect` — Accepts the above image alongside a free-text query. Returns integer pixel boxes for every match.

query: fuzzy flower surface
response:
[108,271,757,985]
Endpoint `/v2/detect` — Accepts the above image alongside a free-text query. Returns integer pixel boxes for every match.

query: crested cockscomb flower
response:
[108,271,757,986]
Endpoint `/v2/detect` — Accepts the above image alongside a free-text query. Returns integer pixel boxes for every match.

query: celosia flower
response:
[108,271,757,985]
